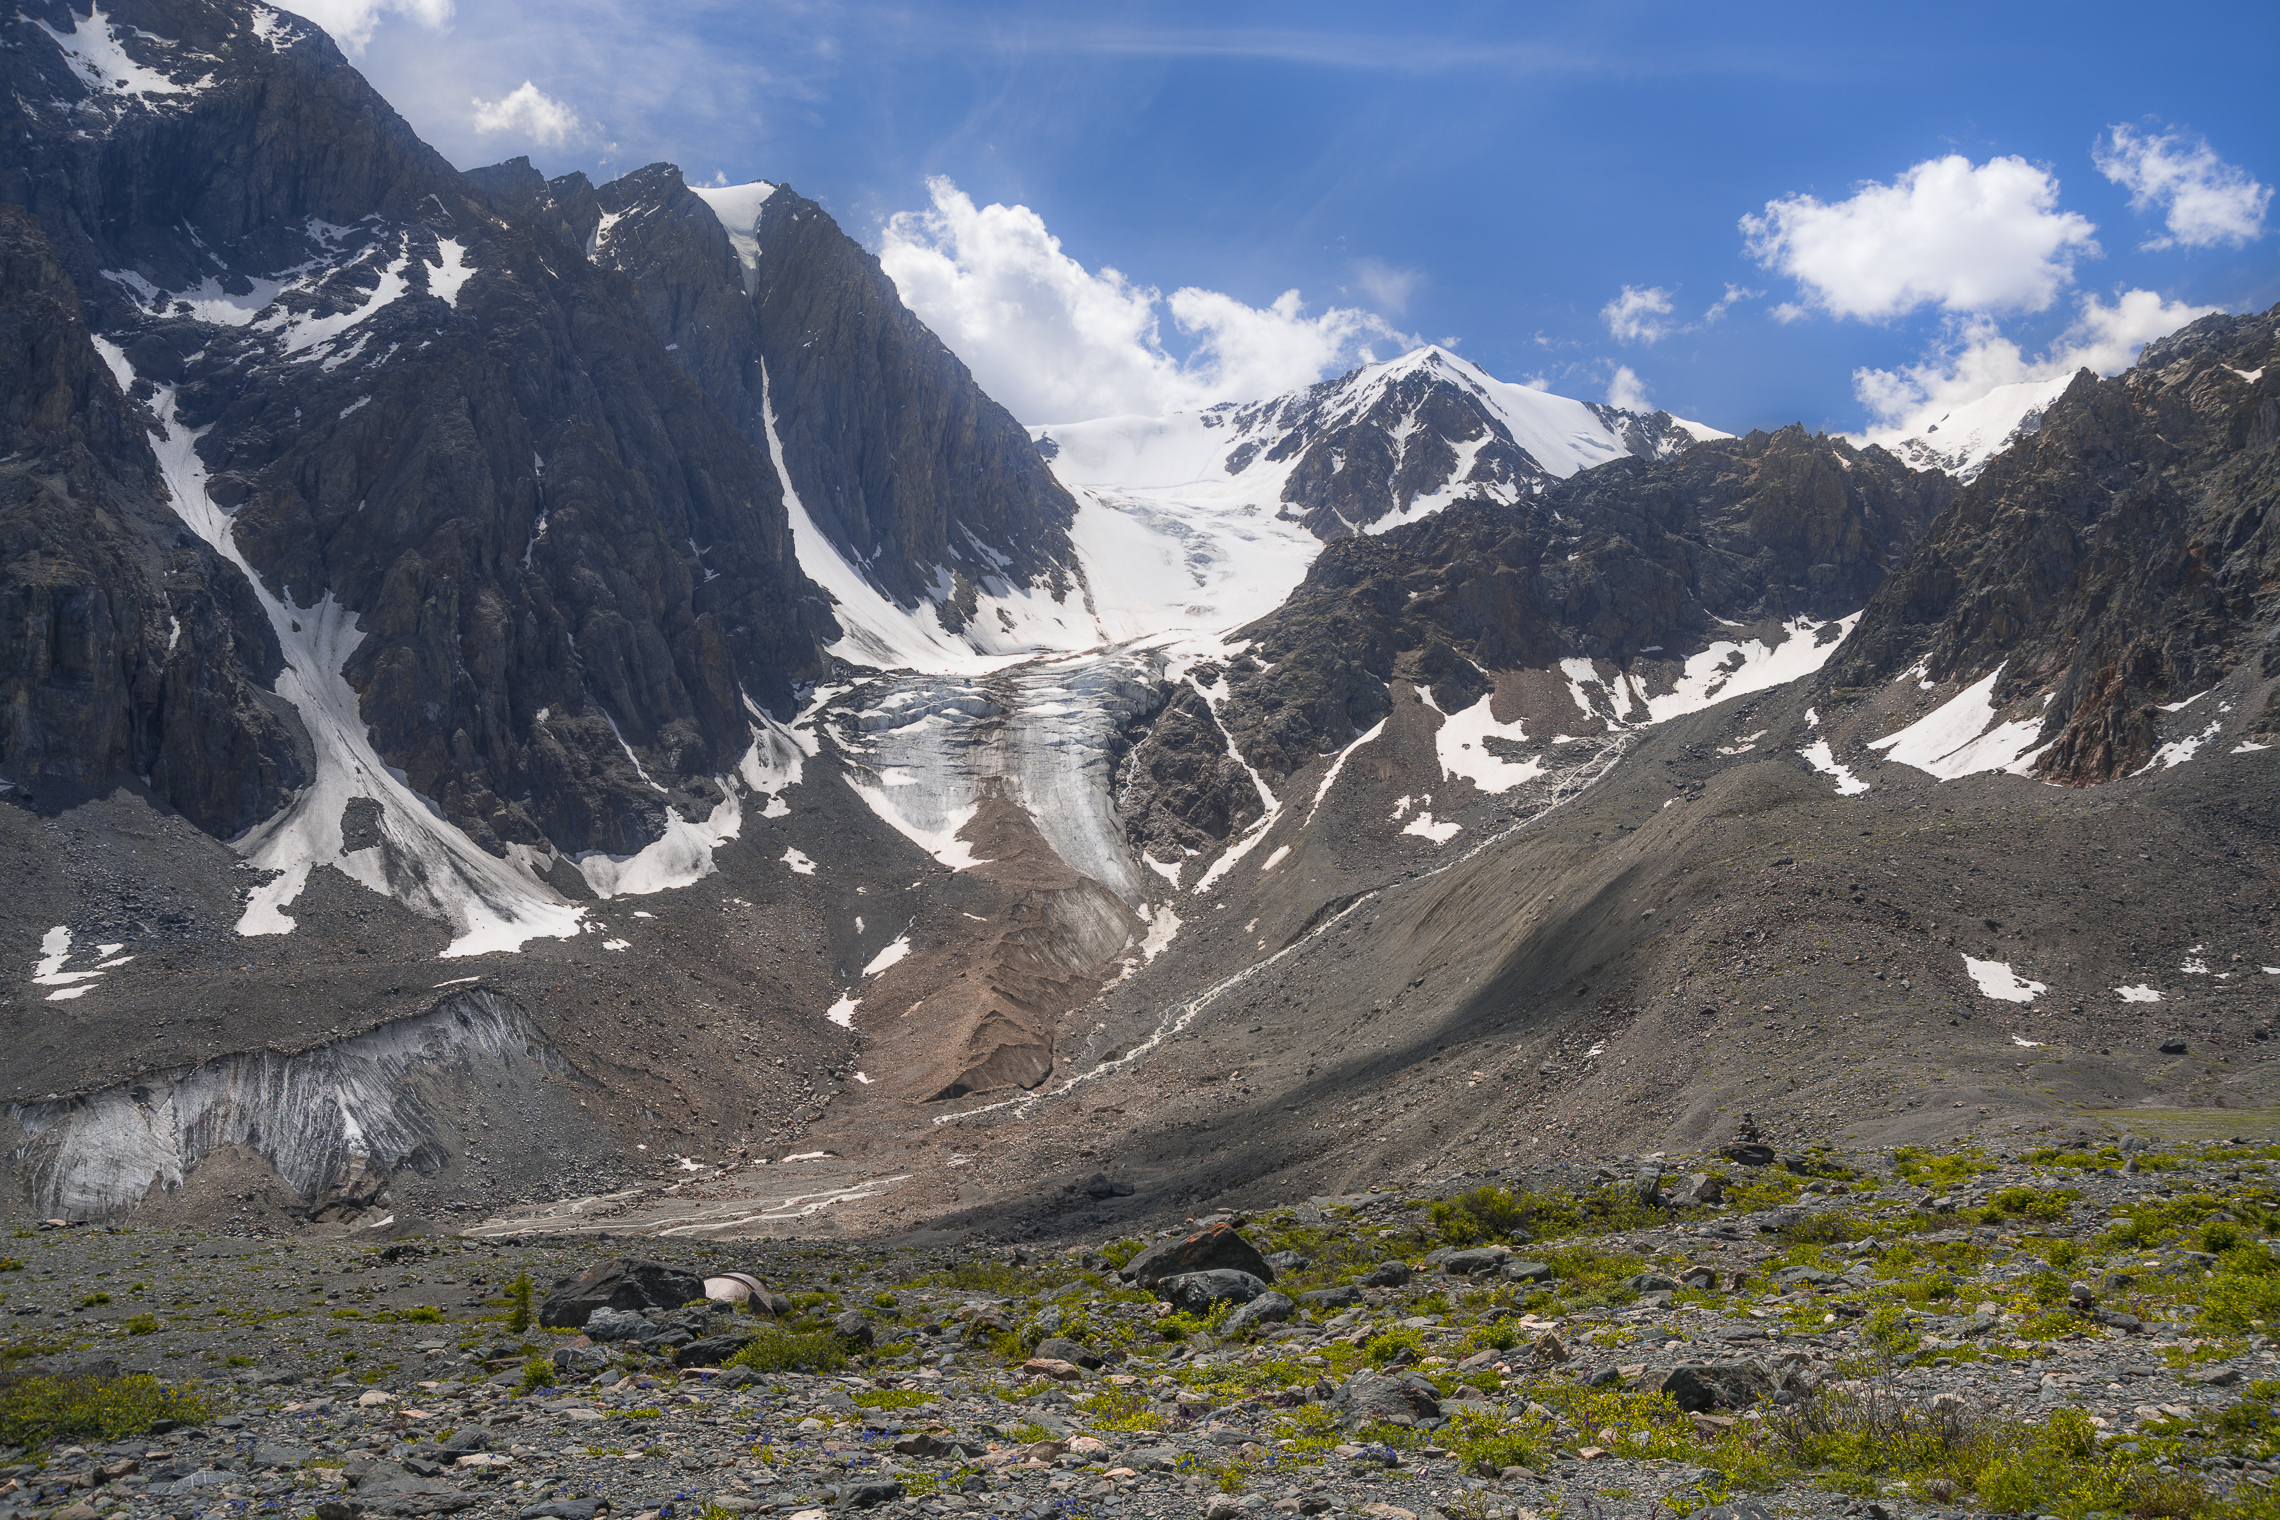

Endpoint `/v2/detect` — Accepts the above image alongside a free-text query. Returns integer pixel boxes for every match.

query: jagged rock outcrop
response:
[1116,683,1267,861]
[0,203,309,832]
[1828,305,2280,781]
[469,158,1082,620]
[1,0,835,864]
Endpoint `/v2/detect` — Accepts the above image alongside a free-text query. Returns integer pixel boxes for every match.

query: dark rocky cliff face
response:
[0,0,835,858]
[1117,428,1952,850]
[469,158,1082,626]
[0,204,308,835]
[1829,305,2280,783]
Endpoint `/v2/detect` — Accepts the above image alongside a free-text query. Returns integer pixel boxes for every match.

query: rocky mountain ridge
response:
[465,158,1086,649]
[1826,307,2280,785]
[1118,425,1953,861]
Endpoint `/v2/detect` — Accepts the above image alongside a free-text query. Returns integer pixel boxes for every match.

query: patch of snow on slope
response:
[573,792,741,899]
[1555,617,1859,731]
[427,239,475,307]
[1641,616,1859,721]
[736,693,816,818]
[826,995,859,1029]
[2116,985,2162,1002]
[2136,716,2225,773]
[1799,740,1871,795]
[862,933,912,977]
[781,847,816,875]
[1435,695,1544,793]
[31,926,114,1001]
[1304,719,1387,826]
[690,181,778,293]
[105,270,286,327]
[1401,811,1461,844]
[34,3,198,101]
[1964,956,2045,1003]
[847,781,983,871]
[262,252,414,358]
[1186,672,1283,895]
[1867,666,2050,780]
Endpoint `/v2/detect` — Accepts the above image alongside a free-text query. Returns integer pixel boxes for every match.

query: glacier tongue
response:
[829,650,1168,902]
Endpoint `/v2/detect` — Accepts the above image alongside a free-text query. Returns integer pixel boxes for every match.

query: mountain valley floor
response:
[5,1138,2280,1520]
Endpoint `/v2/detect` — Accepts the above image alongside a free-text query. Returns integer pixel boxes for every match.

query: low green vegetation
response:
[0,1366,208,1448]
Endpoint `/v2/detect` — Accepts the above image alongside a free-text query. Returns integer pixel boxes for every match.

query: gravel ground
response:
[7,1138,2280,1520]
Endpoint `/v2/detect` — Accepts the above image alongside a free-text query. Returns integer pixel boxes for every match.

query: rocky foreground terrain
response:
[5,1136,2280,1520]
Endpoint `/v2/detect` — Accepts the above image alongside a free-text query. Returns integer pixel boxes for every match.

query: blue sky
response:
[322,0,2277,434]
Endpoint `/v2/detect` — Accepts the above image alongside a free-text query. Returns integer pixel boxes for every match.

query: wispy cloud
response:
[1352,257,1424,316]
[1602,284,1677,343]
[289,0,452,55]
[1606,364,1651,411]
[1703,283,1759,322]
[2095,125,2271,250]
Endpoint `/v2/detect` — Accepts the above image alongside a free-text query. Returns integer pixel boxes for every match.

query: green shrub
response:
[0,1367,208,1448]
[518,1356,555,1393]
[1443,1407,1546,1474]
[0,1258,21,1272]
[2201,1253,2280,1335]
[124,1314,160,1336]
[727,1324,848,1374]
[78,1292,110,1308]
[505,1273,535,1334]
[1986,1185,2081,1223]
[1891,1147,1991,1190]
[1431,1187,1531,1246]
[402,1306,444,1324]
[1363,1326,1425,1367]
[2202,1221,2248,1255]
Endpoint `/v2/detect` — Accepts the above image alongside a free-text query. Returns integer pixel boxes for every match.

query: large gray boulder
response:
[1332,1370,1442,1427]
[539,1258,706,1329]
[1655,1358,1778,1412]
[1160,1269,1269,1315]
[1126,1224,1277,1288]
[1222,1291,1295,1335]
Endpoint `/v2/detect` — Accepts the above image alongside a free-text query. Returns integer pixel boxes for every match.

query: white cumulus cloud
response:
[1601,284,1677,343]
[2095,125,2272,250]
[288,0,451,55]
[470,81,584,145]
[1743,154,2099,321]
[1854,287,2216,441]
[1605,364,1651,412]
[877,177,1412,423]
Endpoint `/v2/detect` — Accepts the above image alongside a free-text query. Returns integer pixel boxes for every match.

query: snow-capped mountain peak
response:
[1033,345,1728,543]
